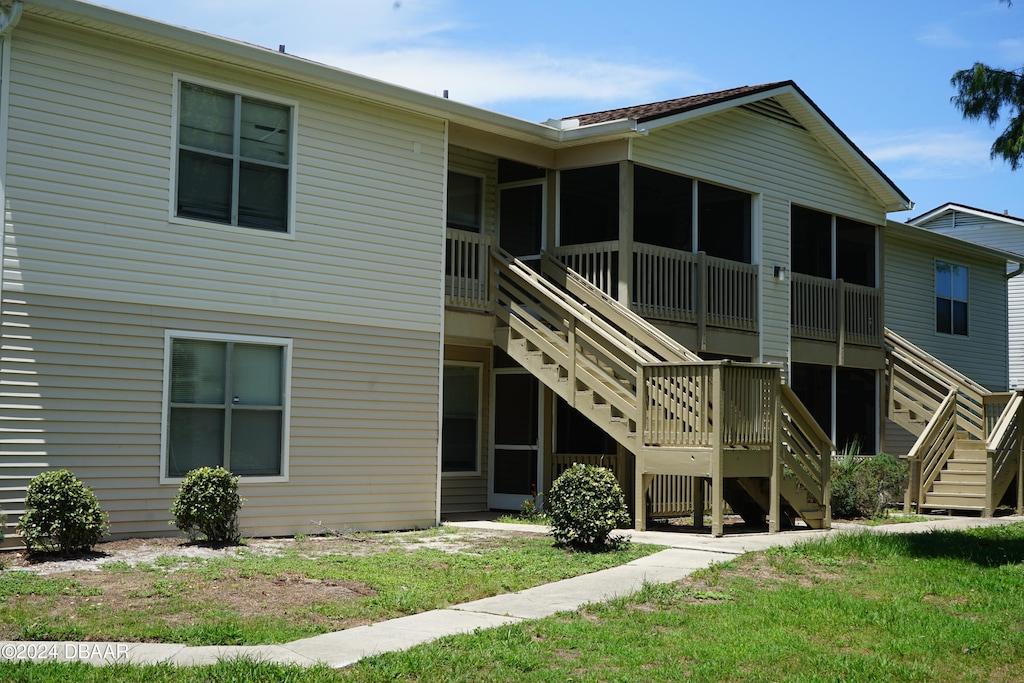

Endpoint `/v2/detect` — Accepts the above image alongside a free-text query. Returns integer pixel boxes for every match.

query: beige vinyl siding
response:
[0,293,440,541]
[919,213,1024,388]
[440,345,491,513]
[884,236,1008,391]
[883,223,1013,455]
[4,18,446,335]
[632,103,887,366]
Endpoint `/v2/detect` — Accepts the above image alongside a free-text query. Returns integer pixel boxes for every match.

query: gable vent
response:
[741,98,806,130]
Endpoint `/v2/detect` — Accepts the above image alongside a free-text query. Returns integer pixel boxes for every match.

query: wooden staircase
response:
[491,248,833,535]
[886,328,1024,515]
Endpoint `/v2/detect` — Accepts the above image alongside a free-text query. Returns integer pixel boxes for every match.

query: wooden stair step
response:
[946,459,987,473]
[931,481,986,494]
[923,492,986,508]
[937,471,987,484]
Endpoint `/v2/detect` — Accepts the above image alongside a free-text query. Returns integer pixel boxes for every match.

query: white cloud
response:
[861,130,997,180]
[915,23,969,49]
[306,47,688,110]
[998,38,1024,63]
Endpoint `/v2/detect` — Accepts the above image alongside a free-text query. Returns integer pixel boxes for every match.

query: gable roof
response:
[566,81,912,213]
[908,202,1024,229]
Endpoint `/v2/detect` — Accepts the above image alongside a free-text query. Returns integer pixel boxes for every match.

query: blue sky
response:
[93,0,1024,220]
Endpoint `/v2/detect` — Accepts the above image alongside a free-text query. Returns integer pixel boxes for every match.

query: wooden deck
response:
[491,248,832,536]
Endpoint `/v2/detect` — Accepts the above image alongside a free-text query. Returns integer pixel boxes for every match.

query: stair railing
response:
[492,248,781,451]
[984,390,1023,514]
[885,328,987,440]
[906,389,958,510]
[779,384,834,515]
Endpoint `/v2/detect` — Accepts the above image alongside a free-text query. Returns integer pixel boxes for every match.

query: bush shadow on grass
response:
[900,524,1024,567]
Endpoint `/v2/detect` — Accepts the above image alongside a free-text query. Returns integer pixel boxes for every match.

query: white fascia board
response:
[28,0,568,144]
[885,219,1024,265]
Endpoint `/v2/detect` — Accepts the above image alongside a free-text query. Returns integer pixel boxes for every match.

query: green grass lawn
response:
[0,527,659,646]
[2,522,1024,682]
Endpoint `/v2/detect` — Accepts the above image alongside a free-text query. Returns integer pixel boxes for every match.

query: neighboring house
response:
[881,220,1021,458]
[0,1,1015,541]
[908,204,1024,388]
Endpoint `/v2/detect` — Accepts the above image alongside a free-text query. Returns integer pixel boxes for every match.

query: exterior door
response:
[498,181,545,268]
[489,370,542,510]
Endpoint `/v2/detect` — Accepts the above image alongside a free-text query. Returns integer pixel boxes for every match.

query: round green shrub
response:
[547,463,630,551]
[170,467,244,544]
[17,469,108,554]
[830,452,909,519]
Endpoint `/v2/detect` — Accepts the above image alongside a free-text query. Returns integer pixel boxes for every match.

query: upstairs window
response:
[632,167,751,263]
[447,172,483,232]
[936,261,968,336]
[176,81,293,233]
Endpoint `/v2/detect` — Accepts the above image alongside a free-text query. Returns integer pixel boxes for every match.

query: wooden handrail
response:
[886,328,989,397]
[541,252,701,363]
[911,390,959,502]
[779,384,834,508]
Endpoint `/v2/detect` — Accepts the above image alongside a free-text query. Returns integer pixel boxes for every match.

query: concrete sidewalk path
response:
[3,515,1020,669]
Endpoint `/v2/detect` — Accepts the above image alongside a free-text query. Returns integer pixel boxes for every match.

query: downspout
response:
[0,0,22,306]
[1007,263,1024,280]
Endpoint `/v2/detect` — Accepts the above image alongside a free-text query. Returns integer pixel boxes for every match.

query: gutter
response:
[0,1,22,35]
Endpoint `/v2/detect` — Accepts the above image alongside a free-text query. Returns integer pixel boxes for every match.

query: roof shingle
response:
[565,81,794,125]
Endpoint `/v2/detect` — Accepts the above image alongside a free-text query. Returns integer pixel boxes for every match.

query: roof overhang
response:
[26,0,655,150]
[884,219,1024,265]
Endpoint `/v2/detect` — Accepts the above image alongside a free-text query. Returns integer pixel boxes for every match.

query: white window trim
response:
[168,74,299,240]
[160,330,293,485]
[935,259,970,337]
[441,360,483,478]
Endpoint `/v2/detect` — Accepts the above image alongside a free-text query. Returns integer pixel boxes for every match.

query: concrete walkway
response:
[3,515,1020,669]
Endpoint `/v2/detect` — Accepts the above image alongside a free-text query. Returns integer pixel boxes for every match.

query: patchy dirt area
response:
[3,536,291,575]
[1,529,532,575]
[0,529,547,643]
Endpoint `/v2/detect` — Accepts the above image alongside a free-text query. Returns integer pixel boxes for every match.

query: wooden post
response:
[768,375,781,533]
[697,251,708,351]
[567,319,577,407]
[836,278,846,366]
[821,428,832,529]
[984,451,994,517]
[1017,398,1023,515]
[617,161,633,308]
[711,364,724,537]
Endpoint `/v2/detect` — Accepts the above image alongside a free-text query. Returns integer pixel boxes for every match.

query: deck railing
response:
[791,273,882,348]
[552,241,619,298]
[552,241,759,332]
[444,228,492,311]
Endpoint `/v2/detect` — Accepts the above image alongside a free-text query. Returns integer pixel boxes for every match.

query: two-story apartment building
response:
[1,1,1015,541]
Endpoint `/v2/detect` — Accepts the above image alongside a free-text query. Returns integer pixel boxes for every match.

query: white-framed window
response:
[936,261,968,336]
[172,76,296,234]
[161,331,292,483]
[447,171,484,233]
[442,362,482,475]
